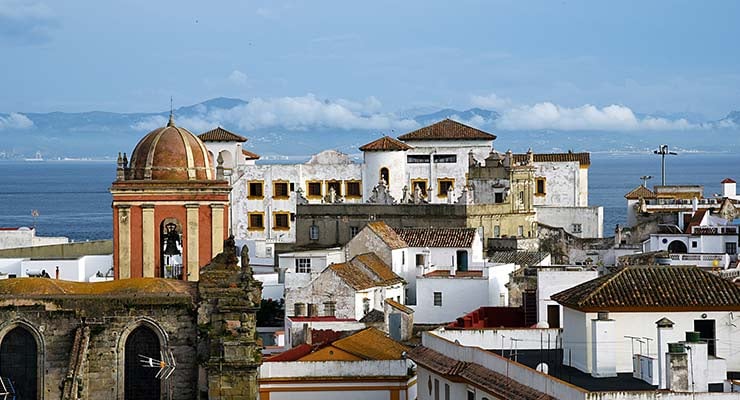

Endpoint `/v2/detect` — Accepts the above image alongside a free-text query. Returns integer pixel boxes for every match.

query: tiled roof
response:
[366,221,408,249]
[264,343,313,362]
[684,209,708,233]
[332,327,408,360]
[397,119,496,141]
[385,298,414,314]
[722,178,736,184]
[329,253,404,291]
[0,277,193,297]
[513,152,591,167]
[489,251,549,267]
[551,265,740,312]
[241,149,260,160]
[423,270,483,278]
[198,127,248,142]
[359,136,412,151]
[395,227,476,248]
[624,185,657,199]
[359,309,385,323]
[409,346,556,400]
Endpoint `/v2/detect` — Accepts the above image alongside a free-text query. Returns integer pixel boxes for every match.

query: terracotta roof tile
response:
[423,270,483,278]
[0,277,193,297]
[241,148,260,160]
[409,346,555,400]
[198,127,247,142]
[722,178,736,184]
[489,251,549,266]
[332,327,408,360]
[551,265,740,312]
[264,344,313,362]
[395,227,476,248]
[513,152,590,166]
[366,221,408,249]
[684,209,708,233]
[359,136,412,151]
[624,185,657,199]
[385,298,414,314]
[398,119,496,141]
[329,253,404,291]
[359,309,385,323]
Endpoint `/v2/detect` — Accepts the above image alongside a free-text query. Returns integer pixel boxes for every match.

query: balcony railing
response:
[690,226,739,235]
[668,253,730,269]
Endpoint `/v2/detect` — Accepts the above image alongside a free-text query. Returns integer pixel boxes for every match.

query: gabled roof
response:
[366,221,408,249]
[329,253,404,291]
[551,266,740,312]
[198,126,248,142]
[385,298,414,314]
[331,327,408,360]
[395,227,476,248]
[359,136,412,151]
[513,152,591,167]
[241,149,260,160]
[721,178,736,184]
[684,209,708,233]
[397,119,496,141]
[488,251,549,267]
[264,343,313,362]
[409,346,556,400]
[624,185,657,200]
[359,309,385,323]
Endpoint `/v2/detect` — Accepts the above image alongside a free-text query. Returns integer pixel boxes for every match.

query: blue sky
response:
[1,0,739,124]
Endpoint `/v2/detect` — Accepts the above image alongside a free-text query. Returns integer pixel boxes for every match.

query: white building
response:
[536,268,599,329]
[0,227,68,250]
[0,254,113,282]
[553,265,740,391]
[200,119,600,243]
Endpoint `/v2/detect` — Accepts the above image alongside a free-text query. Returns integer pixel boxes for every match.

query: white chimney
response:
[656,317,675,389]
[591,312,617,377]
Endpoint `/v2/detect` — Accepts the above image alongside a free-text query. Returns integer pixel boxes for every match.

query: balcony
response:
[690,225,738,235]
[668,253,730,269]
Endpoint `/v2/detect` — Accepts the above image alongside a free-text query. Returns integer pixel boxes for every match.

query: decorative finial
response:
[167,96,174,127]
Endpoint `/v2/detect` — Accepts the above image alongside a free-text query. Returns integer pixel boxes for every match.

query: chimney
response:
[666,342,689,392]
[721,178,736,198]
[656,317,675,389]
[591,312,617,377]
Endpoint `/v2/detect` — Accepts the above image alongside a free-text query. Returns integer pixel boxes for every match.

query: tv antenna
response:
[640,175,652,187]
[653,145,677,186]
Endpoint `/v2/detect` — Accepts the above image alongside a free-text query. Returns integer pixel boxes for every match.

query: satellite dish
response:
[536,363,549,374]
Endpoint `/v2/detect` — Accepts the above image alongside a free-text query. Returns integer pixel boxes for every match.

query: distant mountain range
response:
[0,97,737,160]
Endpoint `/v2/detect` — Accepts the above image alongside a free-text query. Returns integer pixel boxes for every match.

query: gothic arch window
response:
[0,325,40,399]
[160,218,183,279]
[124,326,162,400]
[380,167,389,185]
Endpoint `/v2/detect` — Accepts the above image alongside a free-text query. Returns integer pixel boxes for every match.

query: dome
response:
[128,116,214,181]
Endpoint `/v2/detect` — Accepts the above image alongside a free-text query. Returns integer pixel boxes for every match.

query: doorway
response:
[456,250,468,272]
[694,319,716,356]
[124,326,162,400]
[547,305,561,329]
[0,327,37,399]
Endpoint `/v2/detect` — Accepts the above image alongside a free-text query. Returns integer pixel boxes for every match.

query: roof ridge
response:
[577,268,624,308]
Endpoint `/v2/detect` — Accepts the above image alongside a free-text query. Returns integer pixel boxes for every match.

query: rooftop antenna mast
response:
[653,145,677,186]
[640,175,653,188]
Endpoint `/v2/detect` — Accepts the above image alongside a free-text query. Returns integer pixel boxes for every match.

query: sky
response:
[1,0,739,129]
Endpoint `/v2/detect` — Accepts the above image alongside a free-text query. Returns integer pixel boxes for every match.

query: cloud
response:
[0,112,33,130]
[131,94,418,132]
[0,0,58,44]
[470,93,512,110]
[228,70,248,86]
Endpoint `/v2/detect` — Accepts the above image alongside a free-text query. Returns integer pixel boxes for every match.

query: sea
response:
[0,153,738,242]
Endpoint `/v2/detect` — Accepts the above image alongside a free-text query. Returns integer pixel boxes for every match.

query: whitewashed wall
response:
[536,270,599,327]
[536,206,604,238]
[533,161,580,207]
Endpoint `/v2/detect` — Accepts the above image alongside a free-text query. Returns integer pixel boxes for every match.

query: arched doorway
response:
[124,326,161,400]
[380,167,389,185]
[667,240,688,254]
[0,326,38,399]
[160,219,183,279]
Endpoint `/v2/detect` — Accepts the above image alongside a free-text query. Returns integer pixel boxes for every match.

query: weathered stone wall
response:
[0,295,198,400]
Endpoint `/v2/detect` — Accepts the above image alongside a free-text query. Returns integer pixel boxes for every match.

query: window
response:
[295,258,311,273]
[727,242,737,255]
[380,168,390,184]
[306,181,322,198]
[434,154,457,163]
[309,225,319,241]
[401,251,405,266]
[494,192,504,203]
[437,178,454,197]
[493,225,501,238]
[692,241,698,248]
[274,212,290,230]
[326,181,342,196]
[434,379,440,400]
[433,292,442,307]
[415,253,426,267]
[535,177,546,196]
[444,383,450,400]
[248,213,264,230]
[346,181,362,198]
[294,302,305,316]
[517,225,524,237]
[407,154,430,163]
[363,298,370,315]
[518,191,524,203]
[350,226,360,237]
[248,181,264,199]
[324,301,336,317]
[467,389,475,400]
[411,179,428,196]
[572,223,582,233]
[273,181,289,199]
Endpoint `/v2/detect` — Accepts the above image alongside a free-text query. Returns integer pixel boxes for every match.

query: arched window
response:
[380,167,389,185]
[0,326,37,399]
[160,219,183,279]
[124,326,161,400]
[668,240,688,254]
[218,149,234,170]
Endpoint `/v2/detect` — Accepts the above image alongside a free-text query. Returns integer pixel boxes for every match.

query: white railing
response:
[691,226,738,235]
[632,354,658,385]
[668,253,730,269]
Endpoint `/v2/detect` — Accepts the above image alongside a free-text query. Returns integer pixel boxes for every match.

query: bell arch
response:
[160,218,183,279]
[0,319,45,400]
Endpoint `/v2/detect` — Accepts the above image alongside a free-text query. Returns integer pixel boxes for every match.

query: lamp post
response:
[653,145,677,186]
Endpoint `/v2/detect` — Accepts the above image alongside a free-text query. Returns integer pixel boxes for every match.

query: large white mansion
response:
[198,119,601,244]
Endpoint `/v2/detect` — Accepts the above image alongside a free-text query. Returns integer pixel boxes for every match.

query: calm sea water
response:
[0,153,738,241]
